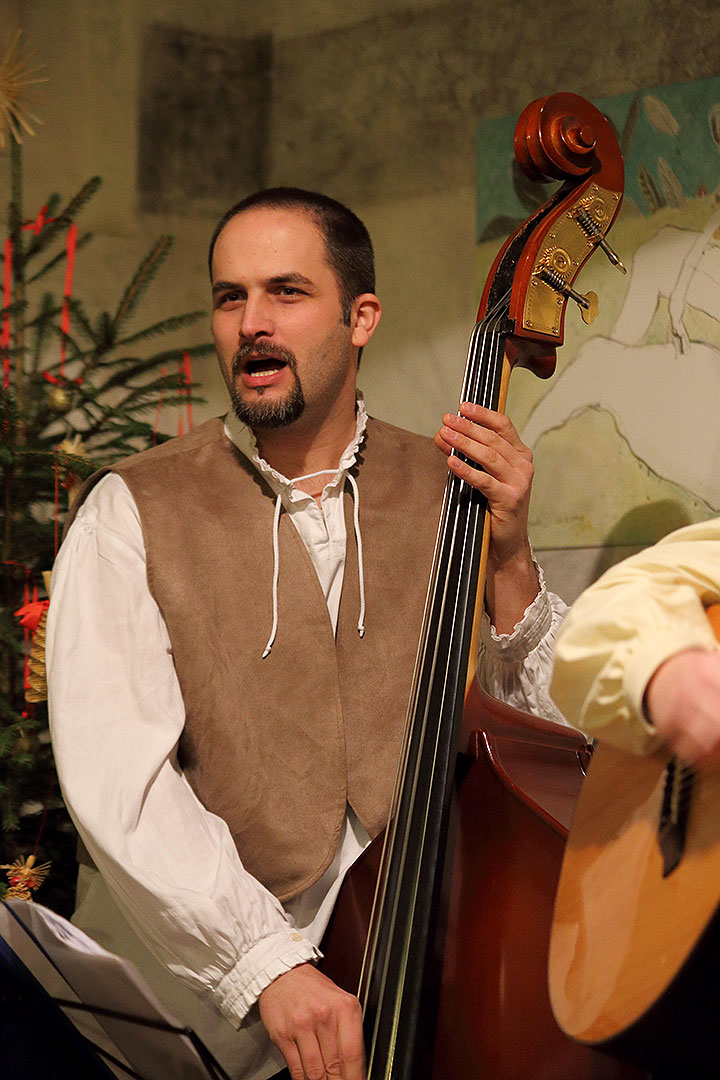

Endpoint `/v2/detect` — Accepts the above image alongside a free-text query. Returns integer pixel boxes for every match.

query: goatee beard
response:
[230,380,306,429]
[230,342,306,429]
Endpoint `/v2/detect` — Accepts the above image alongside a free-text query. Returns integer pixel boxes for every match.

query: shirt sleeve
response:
[46,474,319,1028]
[550,517,720,754]
[477,559,570,726]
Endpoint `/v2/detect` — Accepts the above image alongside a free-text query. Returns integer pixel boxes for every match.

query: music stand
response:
[0,899,232,1080]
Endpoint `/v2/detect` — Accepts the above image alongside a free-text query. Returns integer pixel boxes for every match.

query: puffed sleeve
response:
[551,518,720,754]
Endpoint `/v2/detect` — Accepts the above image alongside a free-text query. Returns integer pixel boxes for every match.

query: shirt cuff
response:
[214,928,321,1027]
[481,560,558,661]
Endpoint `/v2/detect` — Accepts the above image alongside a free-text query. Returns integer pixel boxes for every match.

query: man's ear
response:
[350,294,382,348]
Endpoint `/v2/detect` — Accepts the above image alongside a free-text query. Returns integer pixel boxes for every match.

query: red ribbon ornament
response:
[22,206,57,235]
[44,222,78,384]
[15,595,49,634]
[2,237,12,389]
[15,591,49,694]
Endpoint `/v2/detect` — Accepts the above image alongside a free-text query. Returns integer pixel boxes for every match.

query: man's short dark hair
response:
[208,188,375,324]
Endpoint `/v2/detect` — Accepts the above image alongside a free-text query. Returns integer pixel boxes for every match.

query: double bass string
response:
[362,294,511,1078]
[372,302,508,1073]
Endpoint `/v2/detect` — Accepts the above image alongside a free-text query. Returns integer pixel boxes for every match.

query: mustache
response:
[232,342,298,377]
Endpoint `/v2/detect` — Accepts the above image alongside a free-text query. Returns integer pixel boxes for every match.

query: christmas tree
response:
[0,31,213,912]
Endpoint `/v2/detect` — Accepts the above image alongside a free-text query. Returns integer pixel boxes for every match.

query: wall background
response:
[7,0,720,601]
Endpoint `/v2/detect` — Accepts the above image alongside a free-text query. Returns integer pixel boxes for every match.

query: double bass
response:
[322,93,645,1079]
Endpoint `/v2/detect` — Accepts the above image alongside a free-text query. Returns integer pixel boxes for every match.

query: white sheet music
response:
[0,899,226,1080]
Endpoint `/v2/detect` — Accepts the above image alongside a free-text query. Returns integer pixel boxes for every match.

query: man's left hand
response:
[434,402,539,633]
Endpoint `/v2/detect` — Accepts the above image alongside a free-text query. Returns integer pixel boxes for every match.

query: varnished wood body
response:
[322,681,647,1079]
[550,741,720,1074]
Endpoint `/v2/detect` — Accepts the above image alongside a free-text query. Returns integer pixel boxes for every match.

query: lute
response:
[549,606,720,1075]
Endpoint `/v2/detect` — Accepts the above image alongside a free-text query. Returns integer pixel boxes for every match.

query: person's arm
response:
[434,402,572,725]
[435,402,539,634]
[477,561,570,725]
[47,475,319,1029]
[551,517,720,757]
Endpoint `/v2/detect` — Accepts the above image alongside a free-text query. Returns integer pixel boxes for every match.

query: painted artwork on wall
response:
[476,76,720,550]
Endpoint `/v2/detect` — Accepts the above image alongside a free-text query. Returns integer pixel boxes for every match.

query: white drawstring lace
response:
[261,492,284,659]
[261,469,366,658]
[346,472,365,638]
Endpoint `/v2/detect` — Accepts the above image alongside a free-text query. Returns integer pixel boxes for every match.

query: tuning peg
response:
[539,268,600,324]
[562,284,598,324]
[575,208,627,274]
[596,236,626,274]
[578,290,599,324]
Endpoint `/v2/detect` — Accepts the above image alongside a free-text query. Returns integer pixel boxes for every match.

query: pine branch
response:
[23,177,102,262]
[26,231,92,285]
[88,339,215,370]
[0,389,20,446]
[65,298,100,346]
[90,420,162,456]
[43,322,87,364]
[144,341,216,365]
[2,804,20,831]
[45,193,63,218]
[0,298,28,320]
[115,310,207,347]
[91,341,214,393]
[30,292,56,371]
[25,301,64,328]
[94,354,172,394]
[12,448,94,475]
[112,236,174,335]
[92,310,115,352]
[1,147,215,867]
[124,394,199,415]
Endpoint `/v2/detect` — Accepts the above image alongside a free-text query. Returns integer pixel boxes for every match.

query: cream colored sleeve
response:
[550,518,720,754]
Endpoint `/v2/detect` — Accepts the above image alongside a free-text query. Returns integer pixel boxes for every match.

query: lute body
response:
[549,607,720,1074]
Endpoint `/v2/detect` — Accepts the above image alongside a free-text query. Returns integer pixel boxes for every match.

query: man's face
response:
[211,206,359,431]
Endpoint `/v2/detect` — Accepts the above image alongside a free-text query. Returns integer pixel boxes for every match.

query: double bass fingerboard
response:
[359,291,513,1080]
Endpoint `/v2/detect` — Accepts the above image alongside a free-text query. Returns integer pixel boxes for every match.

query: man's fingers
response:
[457,402,532,456]
[294,1028,330,1080]
[280,1038,305,1080]
[441,421,534,507]
[446,451,493,493]
[439,410,532,471]
[314,993,364,1079]
[440,423,508,476]
[335,996,366,1080]
[259,964,366,1079]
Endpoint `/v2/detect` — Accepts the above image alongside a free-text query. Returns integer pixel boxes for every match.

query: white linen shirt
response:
[47,403,566,1080]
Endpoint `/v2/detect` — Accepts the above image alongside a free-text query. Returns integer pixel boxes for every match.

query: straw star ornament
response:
[1,855,51,900]
[0,29,46,149]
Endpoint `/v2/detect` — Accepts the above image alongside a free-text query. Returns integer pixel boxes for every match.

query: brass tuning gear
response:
[575,207,626,274]
[540,266,599,324]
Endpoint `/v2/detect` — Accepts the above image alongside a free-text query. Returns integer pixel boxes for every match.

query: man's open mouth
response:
[238,352,291,388]
[244,356,287,378]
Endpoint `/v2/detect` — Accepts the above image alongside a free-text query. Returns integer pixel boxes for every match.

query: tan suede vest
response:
[71,417,447,901]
